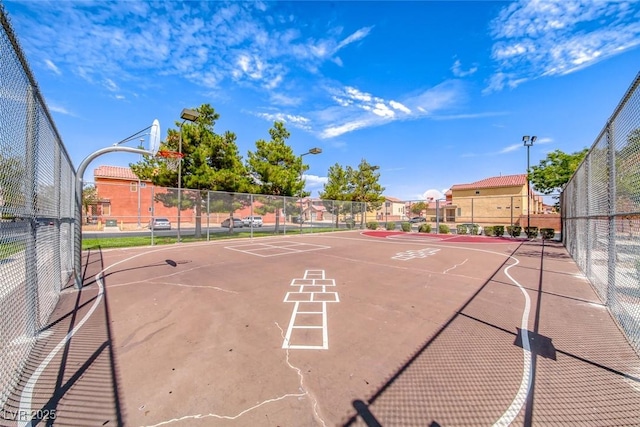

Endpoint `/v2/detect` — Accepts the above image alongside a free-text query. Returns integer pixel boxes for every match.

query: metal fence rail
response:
[0,5,76,410]
[81,182,367,237]
[562,72,640,354]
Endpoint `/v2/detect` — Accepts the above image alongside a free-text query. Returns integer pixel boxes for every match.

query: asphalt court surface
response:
[10,230,640,426]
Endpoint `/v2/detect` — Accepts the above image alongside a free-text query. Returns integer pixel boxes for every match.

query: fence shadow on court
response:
[342,240,640,426]
[3,248,125,426]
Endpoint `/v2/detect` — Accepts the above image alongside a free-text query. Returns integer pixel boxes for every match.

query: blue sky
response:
[4,0,640,200]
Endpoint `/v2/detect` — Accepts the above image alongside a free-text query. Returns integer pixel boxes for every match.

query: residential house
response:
[367,196,406,222]
[449,173,547,227]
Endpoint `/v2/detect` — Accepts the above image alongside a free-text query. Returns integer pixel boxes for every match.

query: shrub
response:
[540,228,555,240]
[401,221,411,232]
[345,219,355,229]
[366,221,378,230]
[484,226,495,236]
[439,224,450,234]
[525,226,539,239]
[507,225,522,237]
[456,224,468,235]
[385,221,396,231]
[419,223,432,233]
[469,224,480,235]
[493,225,505,237]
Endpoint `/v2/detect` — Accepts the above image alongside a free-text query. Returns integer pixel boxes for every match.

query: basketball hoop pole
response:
[74,145,153,290]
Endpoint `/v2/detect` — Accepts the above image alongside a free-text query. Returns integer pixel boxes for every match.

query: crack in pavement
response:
[140,391,307,427]
[275,321,328,427]
[442,258,468,274]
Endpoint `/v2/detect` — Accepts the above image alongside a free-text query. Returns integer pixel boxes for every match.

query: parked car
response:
[409,216,426,223]
[221,217,244,228]
[149,217,171,230]
[459,223,483,235]
[242,216,263,227]
[292,216,304,224]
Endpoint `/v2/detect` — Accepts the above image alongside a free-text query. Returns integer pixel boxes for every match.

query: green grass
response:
[82,227,349,250]
[1,241,26,259]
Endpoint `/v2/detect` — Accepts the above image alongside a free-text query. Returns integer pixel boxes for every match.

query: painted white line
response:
[18,271,105,427]
[282,301,300,348]
[493,257,532,426]
[282,270,338,350]
[322,302,328,349]
[315,233,535,422]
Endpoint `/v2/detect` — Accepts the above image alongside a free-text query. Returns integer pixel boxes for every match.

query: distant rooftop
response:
[450,174,527,190]
[94,165,143,181]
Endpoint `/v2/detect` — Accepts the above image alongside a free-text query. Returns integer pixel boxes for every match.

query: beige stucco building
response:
[450,174,543,226]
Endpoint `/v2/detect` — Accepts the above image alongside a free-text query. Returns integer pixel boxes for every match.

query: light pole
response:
[176,108,200,243]
[299,147,322,234]
[523,135,537,235]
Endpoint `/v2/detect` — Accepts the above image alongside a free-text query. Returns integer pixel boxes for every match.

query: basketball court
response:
[9,230,640,426]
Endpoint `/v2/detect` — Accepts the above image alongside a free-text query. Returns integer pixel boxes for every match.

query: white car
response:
[242,216,263,227]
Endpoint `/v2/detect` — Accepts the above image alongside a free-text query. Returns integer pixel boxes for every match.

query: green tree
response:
[319,163,351,227]
[617,128,640,208]
[529,148,588,194]
[410,201,427,216]
[319,159,384,227]
[82,185,98,221]
[130,104,253,237]
[0,155,25,219]
[246,121,306,232]
[349,159,385,212]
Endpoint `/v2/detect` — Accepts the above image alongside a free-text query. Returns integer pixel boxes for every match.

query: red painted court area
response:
[363,230,518,243]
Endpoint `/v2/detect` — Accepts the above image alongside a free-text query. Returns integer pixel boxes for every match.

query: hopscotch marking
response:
[282,270,339,350]
[392,247,440,261]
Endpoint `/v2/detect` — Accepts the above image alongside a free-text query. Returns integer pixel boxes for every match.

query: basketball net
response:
[156,150,184,172]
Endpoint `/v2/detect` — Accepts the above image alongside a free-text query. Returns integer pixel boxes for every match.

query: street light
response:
[177,108,200,243]
[523,135,537,235]
[299,147,322,233]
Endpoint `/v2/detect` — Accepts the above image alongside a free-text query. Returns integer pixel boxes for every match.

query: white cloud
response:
[389,100,411,114]
[335,26,374,52]
[451,59,478,77]
[321,119,371,139]
[500,143,522,153]
[372,103,395,118]
[302,174,328,186]
[487,0,640,92]
[316,80,465,138]
[11,2,374,97]
[257,112,311,130]
[270,92,302,107]
[44,59,61,75]
[103,78,119,92]
[48,104,72,115]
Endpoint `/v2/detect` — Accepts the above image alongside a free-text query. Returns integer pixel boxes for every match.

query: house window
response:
[140,182,146,188]
[475,190,480,195]
[130,182,138,192]
[497,207,502,209]
[102,203,111,216]
[457,208,461,216]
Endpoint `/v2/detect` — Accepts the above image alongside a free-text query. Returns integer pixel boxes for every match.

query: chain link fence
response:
[562,72,640,354]
[0,5,76,411]
[81,182,367,238]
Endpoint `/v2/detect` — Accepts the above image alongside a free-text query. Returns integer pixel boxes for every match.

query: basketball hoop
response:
[156,150,184,172]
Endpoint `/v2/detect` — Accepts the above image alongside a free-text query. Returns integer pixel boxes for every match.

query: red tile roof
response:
[385,196,403,202]
[94,165,141,181]
[450,174,527,190]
